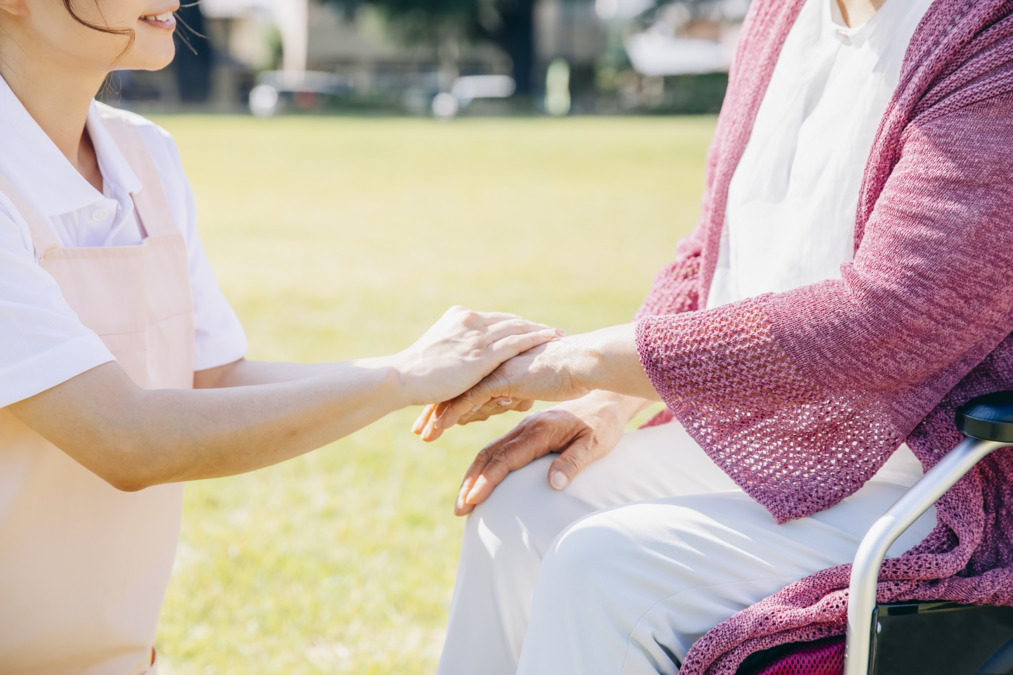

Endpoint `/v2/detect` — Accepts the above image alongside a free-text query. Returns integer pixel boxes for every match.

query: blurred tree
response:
[172,3,212,103]
[324,0,538,96]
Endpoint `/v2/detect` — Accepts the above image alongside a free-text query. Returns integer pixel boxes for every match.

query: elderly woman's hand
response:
[450,391,653,515]
[413,323,658,441]
[414,396,537,437]
[413,337,592,441]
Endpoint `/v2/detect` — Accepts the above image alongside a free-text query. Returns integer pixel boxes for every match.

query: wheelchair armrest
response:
[843,390,1013,675]
[956,391,1013,443]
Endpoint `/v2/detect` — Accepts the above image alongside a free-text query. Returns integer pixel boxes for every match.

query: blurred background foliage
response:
[107,0,748,117]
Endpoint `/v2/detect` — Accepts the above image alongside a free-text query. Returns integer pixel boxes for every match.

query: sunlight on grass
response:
[152,115,714,674]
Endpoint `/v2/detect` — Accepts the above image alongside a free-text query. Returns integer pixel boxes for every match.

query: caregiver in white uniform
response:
[0,2,559,673]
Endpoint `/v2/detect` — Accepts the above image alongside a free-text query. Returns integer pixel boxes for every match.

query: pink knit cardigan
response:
[633,0,1013,673]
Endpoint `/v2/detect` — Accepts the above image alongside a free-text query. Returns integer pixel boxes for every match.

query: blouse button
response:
[91,207,111,222]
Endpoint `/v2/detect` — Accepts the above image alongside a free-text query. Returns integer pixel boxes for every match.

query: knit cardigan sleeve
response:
[636,94,1013,524]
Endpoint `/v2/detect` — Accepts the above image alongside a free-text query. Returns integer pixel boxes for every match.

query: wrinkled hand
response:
[396,306,562,406]
[411,391,537,441]
[412,336,594,441]
[449,392,639,516]
[413,396,538,439]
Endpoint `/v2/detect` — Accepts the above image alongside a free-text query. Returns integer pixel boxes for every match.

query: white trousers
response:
[436,421,936,675]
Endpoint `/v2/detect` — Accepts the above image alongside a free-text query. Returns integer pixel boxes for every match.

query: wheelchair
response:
[736,391,1013,675]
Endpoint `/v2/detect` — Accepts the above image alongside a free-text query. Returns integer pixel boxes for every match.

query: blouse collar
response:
[826,0,911,47]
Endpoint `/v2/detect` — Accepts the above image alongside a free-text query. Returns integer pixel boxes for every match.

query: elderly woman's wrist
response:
[575,324,658,400]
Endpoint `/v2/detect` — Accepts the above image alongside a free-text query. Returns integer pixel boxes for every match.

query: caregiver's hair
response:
[62,0,136,53]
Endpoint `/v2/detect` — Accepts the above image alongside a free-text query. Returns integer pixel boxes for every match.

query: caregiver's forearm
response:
[11,306,561,491]
[10,358,411,492]
[194,357,350,388]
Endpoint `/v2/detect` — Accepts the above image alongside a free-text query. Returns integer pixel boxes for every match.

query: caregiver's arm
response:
[194,356,403,388]
[193,359,346,388]
[8,307,560,492]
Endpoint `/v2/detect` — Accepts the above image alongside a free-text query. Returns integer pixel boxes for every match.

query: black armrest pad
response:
[956,391,1013,443]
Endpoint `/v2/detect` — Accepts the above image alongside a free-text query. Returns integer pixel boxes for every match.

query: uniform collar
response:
[0,75,141,218]
[89,102,143,200]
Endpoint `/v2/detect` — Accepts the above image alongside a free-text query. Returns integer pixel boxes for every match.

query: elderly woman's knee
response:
[537,507,650,590]
[462,456,559,547]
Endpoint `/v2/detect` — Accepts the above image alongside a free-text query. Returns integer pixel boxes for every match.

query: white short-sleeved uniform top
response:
[707,0,935,308]
[0,76,247,407]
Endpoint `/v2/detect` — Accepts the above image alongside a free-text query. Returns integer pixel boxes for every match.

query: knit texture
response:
[632,0,1013,672]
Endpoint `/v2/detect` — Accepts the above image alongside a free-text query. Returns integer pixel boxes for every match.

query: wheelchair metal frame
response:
[843,436,1010,674]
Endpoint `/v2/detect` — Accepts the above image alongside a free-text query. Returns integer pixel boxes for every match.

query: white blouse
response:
[0,77,247,408]
[707,0,935,309]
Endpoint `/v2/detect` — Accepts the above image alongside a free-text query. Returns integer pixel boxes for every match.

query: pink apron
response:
[0,113,194,674]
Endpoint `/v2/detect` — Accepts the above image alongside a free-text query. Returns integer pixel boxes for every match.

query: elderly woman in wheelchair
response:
[414,0,1013,673]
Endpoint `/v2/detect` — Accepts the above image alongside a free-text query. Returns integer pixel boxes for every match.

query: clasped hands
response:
[411,315,659,515]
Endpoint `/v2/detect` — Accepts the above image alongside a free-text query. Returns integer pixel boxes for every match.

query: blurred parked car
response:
[249,70,355,117]
[431,75,517,118]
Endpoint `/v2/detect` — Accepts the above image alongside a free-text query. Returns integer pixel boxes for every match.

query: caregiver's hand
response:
[393,306,563,406]
[451,391,653,516]
[415,323,658,441]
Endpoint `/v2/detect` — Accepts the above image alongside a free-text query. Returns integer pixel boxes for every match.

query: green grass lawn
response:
[152,115,715,674]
